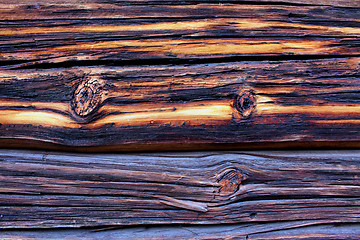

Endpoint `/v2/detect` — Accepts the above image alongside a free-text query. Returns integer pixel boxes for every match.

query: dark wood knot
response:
[218,169,246,194]
[72,79,104,118]
[234,90,256,118]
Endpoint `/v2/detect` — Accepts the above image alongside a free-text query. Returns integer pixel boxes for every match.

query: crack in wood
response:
[157,195,208,212]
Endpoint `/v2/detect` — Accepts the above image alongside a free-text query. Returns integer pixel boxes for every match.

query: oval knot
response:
[72,78,103,118]
[235,90,256,118]
[218,169,246,194]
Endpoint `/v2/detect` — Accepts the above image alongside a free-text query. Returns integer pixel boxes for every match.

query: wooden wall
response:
[0,0,359,238]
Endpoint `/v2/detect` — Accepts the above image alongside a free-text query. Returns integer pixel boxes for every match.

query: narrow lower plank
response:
[0,149,359,228]
[1,58,360,150]
[1,222,360,239]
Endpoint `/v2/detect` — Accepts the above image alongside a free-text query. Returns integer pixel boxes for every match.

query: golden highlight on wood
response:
[0,0,359,150]
[0,0,360,238]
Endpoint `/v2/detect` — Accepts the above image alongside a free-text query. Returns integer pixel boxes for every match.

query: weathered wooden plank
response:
[1,222,360,239]
[0,2,359,64]
[0,149,359,228]
[0,1,359,150]
[1,58,360,150]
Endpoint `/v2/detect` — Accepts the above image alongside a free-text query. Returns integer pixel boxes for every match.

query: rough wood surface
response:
[2,222,360,239]
[0,0,360,150]
[0,149,359,229]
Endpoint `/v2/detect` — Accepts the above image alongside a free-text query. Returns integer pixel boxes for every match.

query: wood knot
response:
[72,78,104,118]
[218,169,246,194]
[234,90,256,118]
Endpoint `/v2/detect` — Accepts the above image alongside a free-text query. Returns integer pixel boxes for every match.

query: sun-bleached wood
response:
[0,149,359,228]
[2,222,360,239]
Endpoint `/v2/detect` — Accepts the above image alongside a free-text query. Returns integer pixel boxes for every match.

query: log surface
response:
[0,0,360,150]
[0,149,359,229]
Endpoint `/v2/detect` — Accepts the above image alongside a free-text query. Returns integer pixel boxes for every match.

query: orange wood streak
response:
[0,99,70,112]
[94,100,234,127]
[255,86,360,96]
[1,98,360,129]
[0,39,344,61]
[311,119,360,124]
[0,110,79,128]
[257,103,360,117]
[1,18,359,36]
[0,100,235,128]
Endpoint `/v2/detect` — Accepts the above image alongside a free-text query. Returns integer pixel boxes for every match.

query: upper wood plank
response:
[0,0,359,150]
[0,2,359,63]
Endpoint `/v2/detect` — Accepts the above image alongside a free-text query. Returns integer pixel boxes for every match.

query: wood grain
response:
[2,222,360,239]
[0,0,359,150]
[0,149,359,228]
[1,58,360,150]
[1,2,359,63]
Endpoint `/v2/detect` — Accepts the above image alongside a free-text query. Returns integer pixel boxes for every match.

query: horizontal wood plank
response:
[0,2,359,64]
[0,1,359,150]
[2,222,360,239]
[1,58,360,150]
[0,149,359,228]
[1,1,359,238]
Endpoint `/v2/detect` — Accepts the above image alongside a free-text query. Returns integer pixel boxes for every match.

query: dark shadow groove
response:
[7,54,360,70]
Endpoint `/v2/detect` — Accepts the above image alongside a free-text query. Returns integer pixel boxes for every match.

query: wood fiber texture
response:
[2,223,360,239]
[0,150,359,229]
[0,0,359,150]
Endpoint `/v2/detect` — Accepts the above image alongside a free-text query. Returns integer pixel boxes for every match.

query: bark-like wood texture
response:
[0,0,360,150]
[0,149,359,229]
